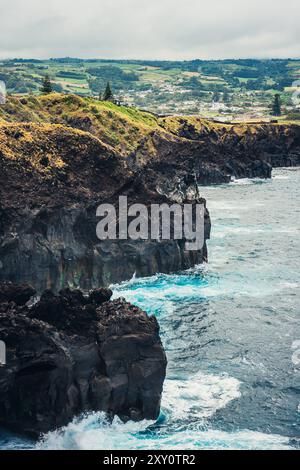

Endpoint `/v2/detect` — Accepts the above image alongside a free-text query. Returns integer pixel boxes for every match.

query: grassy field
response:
[0,58,300,118]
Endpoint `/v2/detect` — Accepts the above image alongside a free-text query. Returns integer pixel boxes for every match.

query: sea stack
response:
[0,283,167,436]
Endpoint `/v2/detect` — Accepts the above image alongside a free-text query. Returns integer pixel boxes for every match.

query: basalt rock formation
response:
[0,121,210,292]
[0,283,167,436]
[0,94,299,291]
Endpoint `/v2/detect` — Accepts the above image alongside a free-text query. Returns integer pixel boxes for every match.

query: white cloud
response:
[0,0,299,59]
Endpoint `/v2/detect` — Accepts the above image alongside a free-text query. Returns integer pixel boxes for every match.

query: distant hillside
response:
[0,58,300,117]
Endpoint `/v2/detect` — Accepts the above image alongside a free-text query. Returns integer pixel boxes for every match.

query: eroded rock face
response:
[133,122,300,184]
[0,122,211,292]
[0,284,167,436]
[1,115,299,292]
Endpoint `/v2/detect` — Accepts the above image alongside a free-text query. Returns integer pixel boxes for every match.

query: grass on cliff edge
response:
[1,93,299,156]
[0,93,232,154]
[0,94,161,155]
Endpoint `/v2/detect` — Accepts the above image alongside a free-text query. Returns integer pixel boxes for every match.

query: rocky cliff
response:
[0,119,210,292]
[134,116,300,184]
[1,94,299,180]
[0,282,167,436]
[0,94,299,291]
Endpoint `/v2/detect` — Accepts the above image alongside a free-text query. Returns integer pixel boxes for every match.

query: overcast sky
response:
[0,0,299,60]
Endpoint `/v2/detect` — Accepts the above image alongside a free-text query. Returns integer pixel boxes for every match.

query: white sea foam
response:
[229,177,270,186]
[37,413,154,450]
[272,175,290,180]
[38,419,292,450]
[36,372,291,450]
[37,411,292,450]
[161,372,241,421]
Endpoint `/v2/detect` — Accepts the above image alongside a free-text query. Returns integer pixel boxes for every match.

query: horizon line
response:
[1,56,300,62]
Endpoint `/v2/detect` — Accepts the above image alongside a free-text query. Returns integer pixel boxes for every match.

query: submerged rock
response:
[0,284,167,437]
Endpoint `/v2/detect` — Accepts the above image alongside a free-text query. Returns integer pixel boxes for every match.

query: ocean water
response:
[1,168,299,450]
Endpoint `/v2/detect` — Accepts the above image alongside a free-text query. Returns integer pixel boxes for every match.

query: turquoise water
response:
[1,168,300,450]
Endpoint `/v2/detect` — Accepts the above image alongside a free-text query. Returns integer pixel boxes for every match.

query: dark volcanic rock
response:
[134,121,300,185]
[0,122,211,292]
[89,287,113,305]
[0,281,36,306]
[0,285,167,436]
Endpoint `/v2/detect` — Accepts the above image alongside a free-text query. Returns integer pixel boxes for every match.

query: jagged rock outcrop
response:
[0,283,167,436]
[0,281,36,306]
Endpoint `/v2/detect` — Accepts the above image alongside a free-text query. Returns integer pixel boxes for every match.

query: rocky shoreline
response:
[0,96,299,439]
[0,282,167,437]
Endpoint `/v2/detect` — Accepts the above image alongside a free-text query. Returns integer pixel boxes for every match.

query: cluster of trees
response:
[87,66,138,82]
[56,71,87,80]
[212,91,231,103]
[88,66,139,96]
[181,76,229,94]
[240,79,271,91]
[0,71,38,93]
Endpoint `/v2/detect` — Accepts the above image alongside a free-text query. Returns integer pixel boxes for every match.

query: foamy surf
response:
[37,415,292,450]
[161,372,241,421]
[36,371,291,450]
[229,178,269,186]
